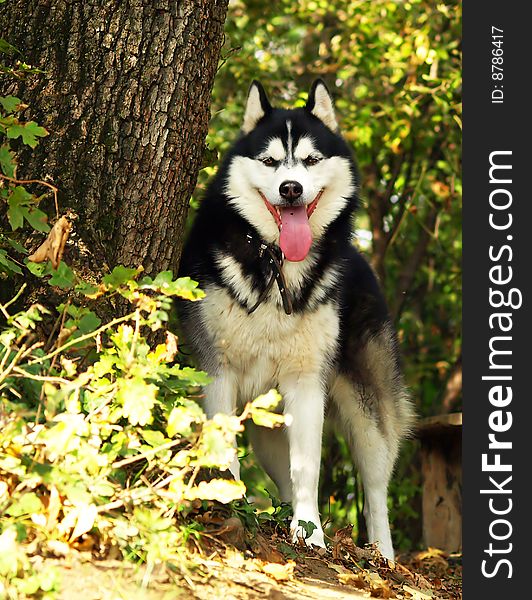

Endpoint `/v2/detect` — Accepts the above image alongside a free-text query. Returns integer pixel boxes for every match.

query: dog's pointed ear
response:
[242,81,272,134]
[306,79,338,131]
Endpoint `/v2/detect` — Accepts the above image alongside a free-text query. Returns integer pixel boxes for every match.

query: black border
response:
[463,2,531,596]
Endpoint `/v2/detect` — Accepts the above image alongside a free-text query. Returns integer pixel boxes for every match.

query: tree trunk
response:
[1,0,228,275]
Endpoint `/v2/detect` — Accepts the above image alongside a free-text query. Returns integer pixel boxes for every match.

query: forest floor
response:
[40,526,462,600]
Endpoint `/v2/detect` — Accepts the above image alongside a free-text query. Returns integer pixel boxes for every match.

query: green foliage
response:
[297,520,318,540]
[0,275,286,595]
[0,527,60,598]
[0,91,51,278]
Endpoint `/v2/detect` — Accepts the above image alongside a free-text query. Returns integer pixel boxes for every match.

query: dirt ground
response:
[38,530,462,600]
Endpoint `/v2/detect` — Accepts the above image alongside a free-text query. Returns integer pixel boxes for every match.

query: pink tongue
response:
[279,206,312,262]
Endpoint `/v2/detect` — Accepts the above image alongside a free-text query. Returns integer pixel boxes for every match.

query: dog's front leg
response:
[204,369,240,480]
[281,374,326,548]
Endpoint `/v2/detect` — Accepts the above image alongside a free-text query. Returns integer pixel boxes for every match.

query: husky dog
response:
[178,80,414,559]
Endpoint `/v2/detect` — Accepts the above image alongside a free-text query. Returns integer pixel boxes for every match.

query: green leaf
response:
[92,354,117,378]
[196,421,238,468]
[118,377,158,426]
[250,409,285,429]
[167,401,204,437]
[250,389,282,411]
[0,143,16,177]
[6,120,48,148]
[6,236,27,254]
[103,265,140,288]
[141,430,166,447]
[21,206,50,232]
[0,95,21,113]
[6,186,49,232]
[249,390,284,428]
[17,575,41,595]
[91,482,115,498]
[6,492,43,517]
[77,311,102,334]
[0,248,22,274]
[297,520,318,540]
[26,260,49,277]
[75,281,100,297]
[7,203,23,230]
[6,186,32,230]
[0,38,20,56]
[186,479,246,503]
[166,365,211,386]
[48,262,76,289]
[277,542,298,559]
[140,272,205,300]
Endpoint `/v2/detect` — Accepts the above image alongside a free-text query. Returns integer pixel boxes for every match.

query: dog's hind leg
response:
[331,375,398,559]
[331,329,414,560]
[247,423,292,502]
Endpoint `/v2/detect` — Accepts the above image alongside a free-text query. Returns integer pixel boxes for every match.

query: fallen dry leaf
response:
[251,532,285,563]
[217,516,246,550]
[337,572,365,586]
[165,331,179,362]
[328,561,356,576]
[45,539,71,557]
[415,548,446,562]
[45,485,61,530]
[28,215,71,269]
[262,560,295,581]
[69,503,98,542]
[403,584,434,599]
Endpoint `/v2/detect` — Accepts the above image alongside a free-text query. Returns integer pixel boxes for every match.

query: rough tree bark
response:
[1,0,228,275]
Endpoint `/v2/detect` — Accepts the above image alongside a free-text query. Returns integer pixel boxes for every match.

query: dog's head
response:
[224,80,357,262]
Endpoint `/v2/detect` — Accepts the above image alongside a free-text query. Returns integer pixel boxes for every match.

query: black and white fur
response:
[178,80,414,559]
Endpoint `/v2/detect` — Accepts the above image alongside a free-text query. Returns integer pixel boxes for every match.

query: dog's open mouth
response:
[258,189,324,262]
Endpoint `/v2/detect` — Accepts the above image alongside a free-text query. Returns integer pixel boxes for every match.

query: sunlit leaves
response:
[102,265,140,288]
[117,377,158,426]
[1,244,293,588]
[248,389,285,428]
[187,479,246,504]
[195,418,241,469]
[140,271,205,301]
[5,492,43,517]
[167,399,205,437]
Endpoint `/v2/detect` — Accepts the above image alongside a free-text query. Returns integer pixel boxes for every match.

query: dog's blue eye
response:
[261,157,276,167]
[304,156,320,166]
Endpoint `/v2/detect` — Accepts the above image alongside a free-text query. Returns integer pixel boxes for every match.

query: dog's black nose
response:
[279,180,303,202]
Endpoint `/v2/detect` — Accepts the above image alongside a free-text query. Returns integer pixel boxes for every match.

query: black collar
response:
[245,232,293,315]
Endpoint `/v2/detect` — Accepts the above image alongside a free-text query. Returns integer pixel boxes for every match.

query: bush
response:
[0,266,287,596]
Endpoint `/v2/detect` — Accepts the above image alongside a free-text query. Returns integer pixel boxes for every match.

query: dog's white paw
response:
[290,518,326,548]
[377,540,395,562]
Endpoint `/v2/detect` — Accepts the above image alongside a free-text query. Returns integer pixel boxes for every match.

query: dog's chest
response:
[200,285,339,396]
